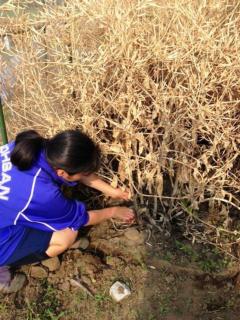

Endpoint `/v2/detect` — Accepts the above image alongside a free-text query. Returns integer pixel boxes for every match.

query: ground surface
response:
[1,219,240,320]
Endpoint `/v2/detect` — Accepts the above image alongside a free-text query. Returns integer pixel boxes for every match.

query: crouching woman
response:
[0,129,135,293]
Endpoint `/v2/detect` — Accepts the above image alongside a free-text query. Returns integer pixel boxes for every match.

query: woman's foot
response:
[0,266,26,293]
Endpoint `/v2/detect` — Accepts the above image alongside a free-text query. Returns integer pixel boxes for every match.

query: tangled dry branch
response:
[0,0,240,255]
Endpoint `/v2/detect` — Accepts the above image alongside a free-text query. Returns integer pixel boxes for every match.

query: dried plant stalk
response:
[0,0,240,254]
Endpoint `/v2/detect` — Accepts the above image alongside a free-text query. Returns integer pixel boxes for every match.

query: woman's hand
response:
[86,206,135,226]
[111,206,135,223]
[105,188,131,200]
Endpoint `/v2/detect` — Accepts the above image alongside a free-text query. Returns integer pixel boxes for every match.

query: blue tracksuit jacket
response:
[0,142,89,265]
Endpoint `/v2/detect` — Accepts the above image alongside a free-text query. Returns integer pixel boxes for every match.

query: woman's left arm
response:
[79,173,131,200]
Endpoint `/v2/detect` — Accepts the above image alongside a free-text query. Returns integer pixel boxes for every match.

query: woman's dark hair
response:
[11,129,101,174]
[10,130,45,171]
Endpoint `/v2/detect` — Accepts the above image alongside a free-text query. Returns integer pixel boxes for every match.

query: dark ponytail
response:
[11,129,101,174]
[11,130,46,170]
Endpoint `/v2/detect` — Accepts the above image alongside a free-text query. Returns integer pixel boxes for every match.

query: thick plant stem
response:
[0,98,8,145]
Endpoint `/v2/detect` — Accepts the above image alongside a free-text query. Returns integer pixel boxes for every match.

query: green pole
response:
[0,97,8,145]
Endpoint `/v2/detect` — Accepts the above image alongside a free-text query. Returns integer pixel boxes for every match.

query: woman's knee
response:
[48,228,78,251]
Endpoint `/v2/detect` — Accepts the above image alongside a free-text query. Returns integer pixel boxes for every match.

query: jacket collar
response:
[37,150,78,187]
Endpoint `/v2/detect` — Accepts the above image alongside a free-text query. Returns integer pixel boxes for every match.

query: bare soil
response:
[1,220,240,320]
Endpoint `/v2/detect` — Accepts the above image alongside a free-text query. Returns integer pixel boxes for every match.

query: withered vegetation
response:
[1,0,240,256]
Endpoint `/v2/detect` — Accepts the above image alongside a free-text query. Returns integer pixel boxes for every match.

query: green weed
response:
[0,302,8,319]
[26,281,65,320]
[163,251,173,262]
[175,239,230,273]
[198,258,228,273]
[158,293,172,316]
[175,240,198,262]
[94,293,110,304]
[76,290,88,302]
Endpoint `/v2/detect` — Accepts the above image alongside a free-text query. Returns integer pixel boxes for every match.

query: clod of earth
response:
[124,228,145,245]
[30,266,48,279]
[58,281,70,292]
[41,257,61,271]
[70,237,90,250]
[106,256,123,267]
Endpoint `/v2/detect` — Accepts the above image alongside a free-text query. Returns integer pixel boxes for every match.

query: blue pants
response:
[5,227,53,267]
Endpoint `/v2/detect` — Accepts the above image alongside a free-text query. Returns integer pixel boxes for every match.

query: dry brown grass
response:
[1,0,240,255]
